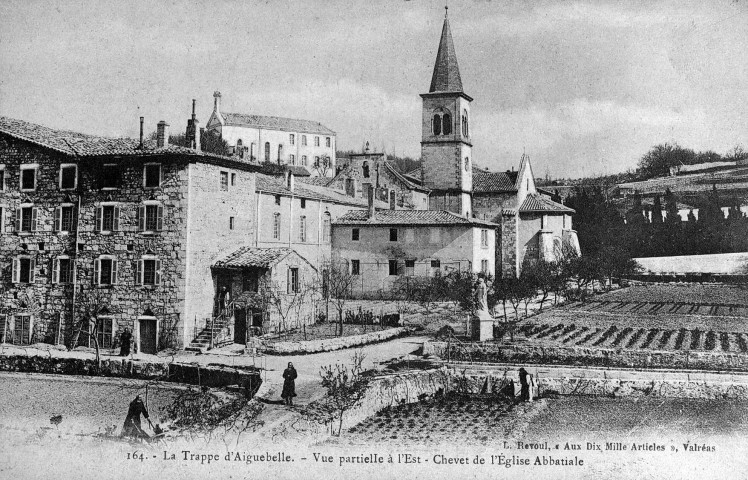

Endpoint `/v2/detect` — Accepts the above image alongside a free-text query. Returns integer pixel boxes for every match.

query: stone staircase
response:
[185,313,232,353]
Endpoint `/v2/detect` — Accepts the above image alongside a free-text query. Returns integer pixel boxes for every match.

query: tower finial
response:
[445,3,448,17]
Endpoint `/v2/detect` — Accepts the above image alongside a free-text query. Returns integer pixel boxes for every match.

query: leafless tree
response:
[70,286,118,372]
[317,261,356,337]
[319,351,369,436]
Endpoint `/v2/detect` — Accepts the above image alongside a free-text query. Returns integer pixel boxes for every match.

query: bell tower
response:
[420,7,473,216]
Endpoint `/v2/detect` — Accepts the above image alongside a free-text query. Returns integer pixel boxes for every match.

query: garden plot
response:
[518,284,748,354]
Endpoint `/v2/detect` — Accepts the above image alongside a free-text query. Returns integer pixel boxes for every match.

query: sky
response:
[1,0,746,178]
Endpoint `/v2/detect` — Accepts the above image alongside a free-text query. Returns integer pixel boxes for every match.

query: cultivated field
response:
[520,284,748,353]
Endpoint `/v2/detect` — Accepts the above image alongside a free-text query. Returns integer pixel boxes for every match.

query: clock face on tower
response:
[464,157,470,172]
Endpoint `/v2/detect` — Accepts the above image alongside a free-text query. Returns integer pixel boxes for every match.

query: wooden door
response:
[234,308,247,344]
[139,319,157,355]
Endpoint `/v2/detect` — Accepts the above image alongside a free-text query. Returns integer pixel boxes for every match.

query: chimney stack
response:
[156,120,169,148]
[213,91,222,115]
[286,171,295,192]
[186,99,201,150]
[139,117,144,149]
[367,184,375,219]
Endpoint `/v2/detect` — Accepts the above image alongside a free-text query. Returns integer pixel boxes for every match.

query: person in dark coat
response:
[121,395,151,439]
[119,328,132,356]
[281,362,297,406]
[519,368,529,402]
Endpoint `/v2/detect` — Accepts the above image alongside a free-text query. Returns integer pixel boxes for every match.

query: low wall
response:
[260,327,416,355]
[446,363,748,400]
[634,252,748,275]
[0,353,261,392]
[424,340,748,372]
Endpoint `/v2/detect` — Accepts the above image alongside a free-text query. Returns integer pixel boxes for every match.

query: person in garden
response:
[519,367,529,402]
[119,328,132,356]
[121,395,151,439]
[281,362,297,406]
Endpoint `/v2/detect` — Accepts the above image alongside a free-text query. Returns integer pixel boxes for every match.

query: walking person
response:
[120,395,151,440]
[519,367,529,402]
[281,362,297,406]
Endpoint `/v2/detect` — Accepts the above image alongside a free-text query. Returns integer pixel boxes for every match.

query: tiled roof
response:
[519,194,575,213]
[429,17,464,93]
[285,165,311,176]
[297,176,334,187]
[220,113,335,135]
[213,247,293,269]
[333,209,498,227]
[256,173,388,208]
[383,161,429,192]
[0,116,231,160]
[473,170,518,192]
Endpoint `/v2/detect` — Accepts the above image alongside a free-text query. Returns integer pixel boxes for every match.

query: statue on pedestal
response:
[472,277,494,341]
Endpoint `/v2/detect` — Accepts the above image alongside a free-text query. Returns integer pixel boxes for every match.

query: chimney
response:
[367,184,375,219]
[213,91,222,115]
[156,120,169,148]
[186,99,201,150]
[139,117,144,149]
[286,171,295,192]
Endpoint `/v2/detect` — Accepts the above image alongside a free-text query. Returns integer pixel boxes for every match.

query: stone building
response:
[329,151,429,210]
[206,92,336,177]
[331,204,497,297]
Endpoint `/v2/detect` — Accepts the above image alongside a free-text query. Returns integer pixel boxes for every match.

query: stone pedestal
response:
[471,311,494,342]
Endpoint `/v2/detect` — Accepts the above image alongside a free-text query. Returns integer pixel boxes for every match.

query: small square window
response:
[389,228,398,242]
[38,242,45,251]
[351,260,360,275]
[144,164,161,188]
[351,228,360,241]
[220,171,229,191]
[431,260,441,268]
[388,260,399,276]
[60,165,77,190]
[21,168,36,191]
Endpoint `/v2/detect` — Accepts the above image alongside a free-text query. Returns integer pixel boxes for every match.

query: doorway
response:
[139,318,157,355]
[234,308,247,344]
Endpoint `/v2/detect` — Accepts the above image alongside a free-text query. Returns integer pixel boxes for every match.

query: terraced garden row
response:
[571,300,748,317]
[520,322,748,353]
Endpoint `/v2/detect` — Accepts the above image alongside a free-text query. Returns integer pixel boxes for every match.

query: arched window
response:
[432,114,441,135]
[264,142,270,162]
[236,139,244,159]
[442,113,452,135]
[250,142,256,161]
[277,144,283,164]
[462,109,469,137]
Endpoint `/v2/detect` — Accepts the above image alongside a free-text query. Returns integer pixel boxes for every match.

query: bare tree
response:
[253,274,316,337]
[70,286,118,372]
[319,351,369,436]
[318,261,356,337]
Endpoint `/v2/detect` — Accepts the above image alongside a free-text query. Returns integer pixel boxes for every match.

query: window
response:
[481,229,489,248]
[12,315,32,345]
[322,213,331,243]
[229,216,235,230]
[55,257,74,284]
[278,145,283,163]
[137,258,162,286]
[275,195,282,206]
[390,190,396,210]
[59,164,77,190]
[144,163,161,188]
[101,164,120,189]
[0,168,5,191]
[405,259,415,276]
[431,260,441,268]
[12,257,35,284]
[314,136,320,147]
[314,156,320,168]
[432,114,441,135]
[20,166,37,191]
[16,206,37,232]
[96,317,113,349]
[273,213,281,239]
[236,139,244,158]
[231,173,236,186]
[362,162,370,178]
[220,171,229,191]
[389,228,398,242]
[289,134,295,145]
[462,109,469,136]
[464,157,470,172]
[52,205,75,232]
[442,113,452,135]
[301,155,307,166]
[299,215,306,242]
[351,260,360,275]
[288,267,299,293]
[481,259,489,274]
[388,260,399,276]
[290,154,296,165]
[250,142,256,160]
[95,205,120,232]
[429,227,441,243]
[264,142,270,162]
[95,257,117,285]
[138,204,164,232]
[300,198,306,209]
[302,135,307,146]
[351,228,360,241]
[325,137,331,147]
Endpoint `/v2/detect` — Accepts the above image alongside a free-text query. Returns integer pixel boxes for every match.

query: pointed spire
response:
[429,12,463,93]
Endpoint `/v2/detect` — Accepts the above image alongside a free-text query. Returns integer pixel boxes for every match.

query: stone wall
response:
[424,340,748,372]
[260,326,415,354]
[500,212,517,277]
